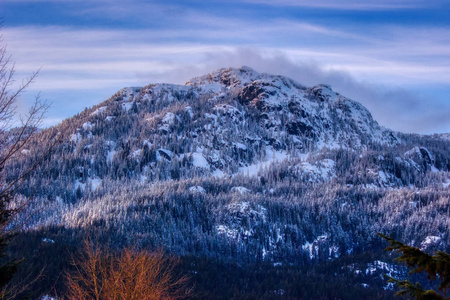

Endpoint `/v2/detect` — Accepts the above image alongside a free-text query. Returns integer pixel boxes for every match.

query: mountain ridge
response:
[6,65,449,267]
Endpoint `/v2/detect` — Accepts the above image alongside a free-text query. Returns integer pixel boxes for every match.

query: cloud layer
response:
[2,0,449,133]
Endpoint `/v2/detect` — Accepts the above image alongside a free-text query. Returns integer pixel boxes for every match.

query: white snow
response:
[74,180,86,192]
[121,102,133,111]
[384,282,395,291]
[70,132,81,143]
[42,238,55,243]
[273,262,283,267]
[443,178,450,188]
[132,149,142,158]
[191,153,209,169]
[200,83,223,93]
[21,149,30,155]
[238,147,288,177]
[233,142,247,150]
[91,106,107,116]
[82,122,93,130]
[420,236,442,250]
[216,224,254,240]
[226,201,267,220]
[212,169,225,178]
[297,159,336,182]
[105,116,115,122]
[302,234,328,259]
[158,112,177,132]
[213,104,241,116]
[365,261,398,277]
[185,106,194,118]
[186,66,261,88]
[188,186,206,194]
[107,150,116,163]
[90,178,101,191]
[162,112,175,124]
[216,225,239,239]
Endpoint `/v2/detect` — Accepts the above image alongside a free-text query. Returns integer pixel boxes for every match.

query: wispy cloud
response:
[240,0,434,10]
[2,0,449,134]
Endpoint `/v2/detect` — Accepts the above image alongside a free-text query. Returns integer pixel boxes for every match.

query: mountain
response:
[6,66,450,298]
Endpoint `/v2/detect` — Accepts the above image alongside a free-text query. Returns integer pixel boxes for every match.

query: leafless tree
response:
[0,22,50,299]
[0,20,53,231]
[65,238,192,300]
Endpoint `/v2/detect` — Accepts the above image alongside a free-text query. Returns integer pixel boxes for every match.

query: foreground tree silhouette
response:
[65,239,191,300]
[0,23,50,299]
[379,233,450,300]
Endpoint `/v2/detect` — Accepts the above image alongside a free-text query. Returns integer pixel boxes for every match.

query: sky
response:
[1,0,449,134]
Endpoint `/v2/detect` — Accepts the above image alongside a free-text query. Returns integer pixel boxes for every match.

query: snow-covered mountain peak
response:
[186,66,262,88]
[308,84,340,102]
[185,66,308,93]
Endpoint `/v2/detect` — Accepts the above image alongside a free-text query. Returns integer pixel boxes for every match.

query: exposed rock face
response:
[6,66,449,272]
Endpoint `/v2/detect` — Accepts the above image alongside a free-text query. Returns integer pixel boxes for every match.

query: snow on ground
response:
[105,116,115,122]
[347,260,398,278]
[213,104,241,116]
[302,234,328,260]
[139,166,148,183]
[132,149,142,158]
[233,142,247,150]
[91,106,107,116]
[159,112,176,132]
[90,178,102,190]
[212,169,225,178]
[107,150,116,163]
[200,83,223,93]
[443,178,450,188]
[149,84,190,103]
[297,159,336,182]
[366,169,393,186]
[238,146,288,177]
[216,224,254,240]
[143,140,152,147]
[121,102,133,111]
[216,225,239,239]
[74,180,86,192]
[226,201,267,220]
[185,106,193,118]
[191,153,209,169]
[188,186,206,194]
[365,261,398,277]
[70,132,81,143]
[74,178,101,192]
[82,122,93,130]
[420,236,442,250]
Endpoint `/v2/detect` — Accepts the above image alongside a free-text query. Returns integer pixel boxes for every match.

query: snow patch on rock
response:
[189,186,206,194]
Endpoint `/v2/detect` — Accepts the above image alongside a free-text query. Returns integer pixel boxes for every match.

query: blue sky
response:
[2,0,449,133]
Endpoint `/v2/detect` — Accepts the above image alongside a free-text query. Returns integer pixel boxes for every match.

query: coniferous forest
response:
[2,67,449,299]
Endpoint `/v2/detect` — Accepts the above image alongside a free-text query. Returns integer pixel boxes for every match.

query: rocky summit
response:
[6,66,450,297]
